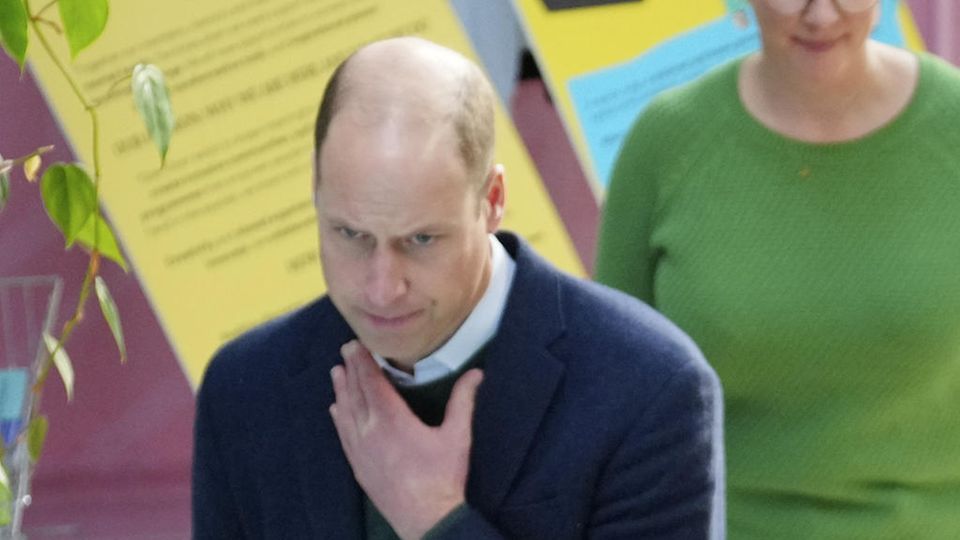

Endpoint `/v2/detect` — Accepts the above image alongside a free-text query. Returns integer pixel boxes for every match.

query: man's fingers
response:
[341,340,368,419]
[348,340,383,384]
[330,365,347,402]
[442,369,484,436]
[345,340,406,416]
[329,403,355,457]
[330,367,362,452]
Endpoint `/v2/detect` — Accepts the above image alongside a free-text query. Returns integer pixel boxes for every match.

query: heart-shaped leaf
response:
[40,164,97,247]
[75,215,128,271]
[132,64,174,165]
[0,0,28,70]
[58,0,108,58]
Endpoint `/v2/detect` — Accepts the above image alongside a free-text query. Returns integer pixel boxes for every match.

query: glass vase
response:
[0,276,62,540]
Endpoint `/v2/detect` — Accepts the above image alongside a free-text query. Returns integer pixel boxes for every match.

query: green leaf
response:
[40,163,97,247]
[95,276,126,362]
[0,159,10,215]
[42,333,74,402]
[0,459,8,491]
[0,461,10,525]
[0,0,28,70]
[27,416,48,464]
[75,214,128,271]
[58,0,109,58]
[131,64,174,165]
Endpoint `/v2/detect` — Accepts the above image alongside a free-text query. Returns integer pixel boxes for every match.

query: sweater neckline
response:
[727,52,931,155]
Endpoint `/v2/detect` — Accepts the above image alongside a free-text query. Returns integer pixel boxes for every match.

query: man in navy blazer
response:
[193,37,724,539]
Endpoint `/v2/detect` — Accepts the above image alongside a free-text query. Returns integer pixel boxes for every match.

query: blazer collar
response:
[467,232,567,511]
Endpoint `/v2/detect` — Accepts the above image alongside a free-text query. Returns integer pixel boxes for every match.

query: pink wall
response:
[0,61,195,539]
[907,0,960,65]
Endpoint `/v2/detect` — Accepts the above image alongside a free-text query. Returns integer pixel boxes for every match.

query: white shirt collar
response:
[373,234,516,386]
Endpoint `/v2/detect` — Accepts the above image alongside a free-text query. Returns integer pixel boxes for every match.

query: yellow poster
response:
[511,0,925,191]
[28,0,582,387]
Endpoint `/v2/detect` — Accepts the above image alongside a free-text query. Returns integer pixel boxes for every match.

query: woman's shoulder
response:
[895,51,960,133]
[917,51,960,94]
[621,57,745,154]
[644,57,743,122]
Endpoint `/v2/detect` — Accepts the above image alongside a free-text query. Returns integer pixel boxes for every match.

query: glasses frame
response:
[762,0,879,15]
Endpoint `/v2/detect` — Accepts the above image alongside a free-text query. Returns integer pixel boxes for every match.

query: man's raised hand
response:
[329,340,484,540]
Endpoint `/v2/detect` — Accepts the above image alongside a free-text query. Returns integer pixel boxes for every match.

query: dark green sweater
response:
[364,351,486,540]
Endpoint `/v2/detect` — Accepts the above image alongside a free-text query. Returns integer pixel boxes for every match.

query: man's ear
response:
[313,150,324,209]
[483,164,505,233]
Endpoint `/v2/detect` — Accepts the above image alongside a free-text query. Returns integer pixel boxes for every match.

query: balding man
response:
[192,37,724,539]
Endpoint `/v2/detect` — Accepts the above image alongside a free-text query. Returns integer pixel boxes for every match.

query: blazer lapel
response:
[467,233,567,512]
[283,302,363,539]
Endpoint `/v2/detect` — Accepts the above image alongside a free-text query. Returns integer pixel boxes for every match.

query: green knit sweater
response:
[596,53,960,539]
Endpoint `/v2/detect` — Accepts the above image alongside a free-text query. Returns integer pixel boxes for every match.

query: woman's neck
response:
[739,41,918,143]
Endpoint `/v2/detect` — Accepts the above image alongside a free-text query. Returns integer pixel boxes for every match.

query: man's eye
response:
[410,233,434,246]
[337,226,360,240]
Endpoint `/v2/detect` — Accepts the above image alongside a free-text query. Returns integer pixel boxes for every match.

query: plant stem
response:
[32,17,62,35]
[27,0,105,256]
[7,145,55,167]
[33,0,57,18]
[25,0,105,412]
[31,254,98,397]
[27,5,92,113]
[92,74,133,108]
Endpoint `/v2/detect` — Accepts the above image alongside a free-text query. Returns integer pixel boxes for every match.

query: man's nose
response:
[365,248,408,308]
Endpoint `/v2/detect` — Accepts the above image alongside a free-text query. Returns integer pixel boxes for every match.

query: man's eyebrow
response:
[318,211,353,225]
[400,219,461,235]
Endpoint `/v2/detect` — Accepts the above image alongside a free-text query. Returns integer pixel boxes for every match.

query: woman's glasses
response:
[763,0,878,15]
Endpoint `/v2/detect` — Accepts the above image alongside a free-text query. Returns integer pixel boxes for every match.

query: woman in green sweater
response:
[596,1,960,538]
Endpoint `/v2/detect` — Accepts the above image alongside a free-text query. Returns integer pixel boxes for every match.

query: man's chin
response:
[353,335,423,366]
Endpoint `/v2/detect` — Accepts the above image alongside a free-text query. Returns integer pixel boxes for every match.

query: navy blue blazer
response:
[193,232,724,539]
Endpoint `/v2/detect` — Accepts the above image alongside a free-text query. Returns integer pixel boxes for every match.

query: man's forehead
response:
[316,174,476,238]
[332,75,457,135]
[320,106,460,169]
